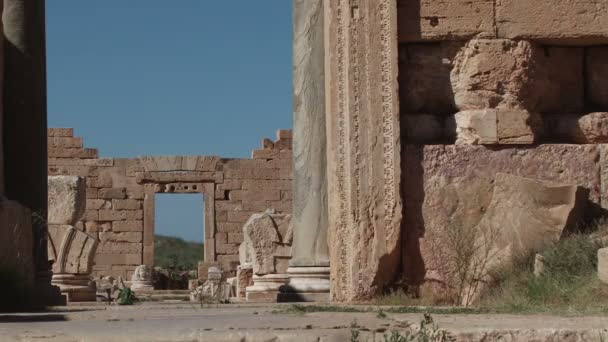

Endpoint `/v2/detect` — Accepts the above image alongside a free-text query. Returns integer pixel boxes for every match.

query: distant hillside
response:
[154,235,204,271]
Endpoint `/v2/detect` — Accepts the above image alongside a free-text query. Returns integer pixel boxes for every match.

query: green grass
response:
[275,233,608,317]
[480,233,608,315]
[154,235,204,271]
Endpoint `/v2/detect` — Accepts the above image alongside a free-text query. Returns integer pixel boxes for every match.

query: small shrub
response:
[383,314,452,342]
[116,287,136,305]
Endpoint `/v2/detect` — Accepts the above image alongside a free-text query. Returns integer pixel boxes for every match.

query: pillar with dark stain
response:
[3,0,53,301]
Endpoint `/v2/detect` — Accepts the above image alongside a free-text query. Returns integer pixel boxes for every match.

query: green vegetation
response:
[154,235,204,270]
[116,287,136,305]
[480,233,608,315]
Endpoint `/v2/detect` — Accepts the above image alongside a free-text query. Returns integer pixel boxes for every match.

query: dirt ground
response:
[1,302,607,341]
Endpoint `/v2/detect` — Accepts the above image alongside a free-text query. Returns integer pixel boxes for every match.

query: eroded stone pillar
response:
[3,0,55,303]
[280,0,330,302]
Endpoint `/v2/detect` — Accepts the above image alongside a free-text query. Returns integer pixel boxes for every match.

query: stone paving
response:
[1,303,608,341]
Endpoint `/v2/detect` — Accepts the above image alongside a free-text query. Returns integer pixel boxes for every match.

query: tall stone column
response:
[3,0,58,304]
[280,0,330,302]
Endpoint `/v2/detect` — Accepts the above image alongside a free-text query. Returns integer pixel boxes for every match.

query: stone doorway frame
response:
[138,173,217,267]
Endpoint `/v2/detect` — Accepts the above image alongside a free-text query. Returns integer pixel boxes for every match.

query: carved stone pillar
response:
[280,0,330,302]
[325,0,403,302]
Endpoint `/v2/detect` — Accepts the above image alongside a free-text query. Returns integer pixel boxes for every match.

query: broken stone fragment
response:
[451,39,540,111]
[239,210,292,276]
[462,173,585,304]
[452,109,542,145]
[48,176,86,225]
[547,112,608,143]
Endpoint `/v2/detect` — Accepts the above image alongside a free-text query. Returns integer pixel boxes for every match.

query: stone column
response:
[3,0,57,303]
[280,0,330,302]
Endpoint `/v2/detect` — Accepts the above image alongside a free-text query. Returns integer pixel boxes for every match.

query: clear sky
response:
[46,1,292,243]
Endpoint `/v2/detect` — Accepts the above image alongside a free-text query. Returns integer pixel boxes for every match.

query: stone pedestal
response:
[51,274,96,302]
[131,265,155,292]
[246,274,289,303]
[279,266,330,302]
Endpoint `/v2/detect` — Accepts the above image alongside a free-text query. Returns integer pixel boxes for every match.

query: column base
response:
[246,274,289,303]
[52,274,96,302]
[278,266,330,302]
[37,271,65,306]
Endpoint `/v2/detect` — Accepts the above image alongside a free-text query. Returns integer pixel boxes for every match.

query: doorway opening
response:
[154,193,204,289]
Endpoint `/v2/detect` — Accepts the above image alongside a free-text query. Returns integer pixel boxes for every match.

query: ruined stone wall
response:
[48,128,293,280]
[397,0,608,297]
[398,0,608,144]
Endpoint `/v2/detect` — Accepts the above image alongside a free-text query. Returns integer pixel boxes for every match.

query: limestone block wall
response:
[395,0,608,298]
[48,128,293,280]
[398,0,608,145]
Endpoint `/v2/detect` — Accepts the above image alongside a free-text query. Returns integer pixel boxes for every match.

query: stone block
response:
[452,109,542,145]
[98,188,127,199]
[0,200,35,289]
[138,156,182,172]
[112,220,143,232]
[112,199,142,210]
[216,243,239,255]
[99,232,142,243]
[402,114,445,143]
[86,188,98,199]
[48,147,98,159]
[99,210,127,221]
[548,113,608,143]
[451,39,540,111]
[277,129,292,140]
[86,199,111,210]
[98,242,142,255]
[399,43,462,115]
[402,144,601,296]
[587,47,608,109]
[252,149,281,159]
[228,233,243,244]
[240,210,292,276]
[82,210,99,221]
[48,137,83,148]
[228,211,254,223]
[48,128,74,137]
[237,265,253,298]
[398,0,494,42]
[48,176,86,225]
[82,158,114,167]
[216,223,242,233]
[84,221,111,233]
[599,248,608,284]
[496,0,608,44]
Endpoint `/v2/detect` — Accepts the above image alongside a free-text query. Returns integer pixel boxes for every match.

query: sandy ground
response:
[1,302,607,341]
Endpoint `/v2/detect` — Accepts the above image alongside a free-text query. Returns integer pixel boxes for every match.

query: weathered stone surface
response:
[326,0,402,302]
[402,145,599,298]
[48,224,98,274]
[496,0,608,44]
[587,47,608,109]
[48,176,86,225]
[399,43,462,115]
[452,109,542,145]
[451,39,539,111]
[398,0,494,42]
[236,265,253,299]
[239,210,292,276]
[548,113,608,143]
[131,265,154,291]
[0,200,35,288]
[598,248,608,284]
[463,174,584,301]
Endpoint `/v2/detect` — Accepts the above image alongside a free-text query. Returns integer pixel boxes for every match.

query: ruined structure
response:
[48,128,293,282]
[4,0,608,307]
[323,0,608,302]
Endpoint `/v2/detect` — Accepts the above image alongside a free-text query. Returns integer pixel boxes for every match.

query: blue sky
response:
[47,1,292,243]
